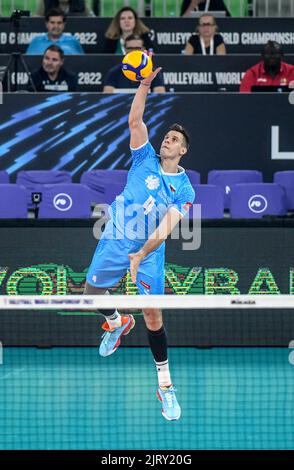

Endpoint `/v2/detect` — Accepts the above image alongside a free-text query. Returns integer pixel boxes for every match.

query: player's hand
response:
[140,67,162,87]
[145,48,154,59]
[128,251,145,284]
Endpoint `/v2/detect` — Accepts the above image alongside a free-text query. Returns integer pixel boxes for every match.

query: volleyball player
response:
[85,66,195,421]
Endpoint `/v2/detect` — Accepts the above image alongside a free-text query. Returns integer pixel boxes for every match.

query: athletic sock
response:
[156,360,172,388]
[104,310,122,329]
[147,326,172,387]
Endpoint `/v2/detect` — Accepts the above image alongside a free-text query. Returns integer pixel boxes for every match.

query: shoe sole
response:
[122,315,136,336]
[100,316,136,357]
[156,390,181,421]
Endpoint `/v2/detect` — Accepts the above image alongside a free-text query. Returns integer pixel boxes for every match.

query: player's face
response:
[46,16,65,38]
[43,50,63,75]
[119,11,136,34]
[160,131,187,160]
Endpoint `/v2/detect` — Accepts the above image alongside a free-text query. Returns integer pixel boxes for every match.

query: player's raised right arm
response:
[129,67,162,149]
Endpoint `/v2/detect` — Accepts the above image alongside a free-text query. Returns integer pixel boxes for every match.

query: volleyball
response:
[121,50,153,82]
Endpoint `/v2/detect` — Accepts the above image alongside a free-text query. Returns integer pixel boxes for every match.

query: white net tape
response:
[0,295,293,309]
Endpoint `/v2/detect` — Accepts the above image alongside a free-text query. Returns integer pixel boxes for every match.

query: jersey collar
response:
[159,161,185,176]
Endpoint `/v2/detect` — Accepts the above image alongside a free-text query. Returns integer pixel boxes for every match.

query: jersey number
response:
[143,195,156,215]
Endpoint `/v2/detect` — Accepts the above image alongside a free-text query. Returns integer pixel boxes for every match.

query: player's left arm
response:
[128,208,182,283]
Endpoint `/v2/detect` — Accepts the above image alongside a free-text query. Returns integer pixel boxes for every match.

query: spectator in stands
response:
[240,41,294,92]
[181,0,231,17]
[184,13,226,55]
[92,0,100,16]
[28,45,78,92]
[103,6,154,55]
[26,8,84,55]
[103,35,165,93]
[34,0,94,16]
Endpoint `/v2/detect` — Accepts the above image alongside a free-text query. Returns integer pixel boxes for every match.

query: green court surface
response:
[0,347,293,450]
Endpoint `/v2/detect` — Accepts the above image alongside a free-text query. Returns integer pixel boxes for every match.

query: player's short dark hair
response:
[44,45,64,60]
[45,8,66,22]
[168,123,190,150]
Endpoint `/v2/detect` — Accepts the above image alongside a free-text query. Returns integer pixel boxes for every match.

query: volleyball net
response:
[0,293,294,347]
[0,293,294,450]
[1,294,294,309]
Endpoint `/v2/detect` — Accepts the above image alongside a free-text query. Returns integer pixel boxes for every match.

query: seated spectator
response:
[184,13,226,55]
[34,0,94,16]
[29,45,78,91]
[181,0,231,17]
[92,0,100,16]
[26,8,84,55]
[103,35,165,93]
[103,6,154,55]
[240,41,294,92]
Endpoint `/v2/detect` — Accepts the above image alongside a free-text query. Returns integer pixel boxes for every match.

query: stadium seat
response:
[254,0,293,16]
[16,170,72,206]
[0,171,9,183]
[38,184,92,219]
[190,184,224,219]
[81,170,127,203]
[81,169,128,184]
[274,171,294,210]
[225,0,249,16]
[0,185,27,218]
[208,170,263,208]
[98,181,127,206]
[230,183,287,218]
[185,169,201,185]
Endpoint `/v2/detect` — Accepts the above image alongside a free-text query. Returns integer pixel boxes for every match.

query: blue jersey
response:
[26,33,84,55]
[109,141,195,241]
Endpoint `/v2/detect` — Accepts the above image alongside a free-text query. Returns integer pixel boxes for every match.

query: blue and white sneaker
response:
[99,315,135,357]
[157,385,181,421]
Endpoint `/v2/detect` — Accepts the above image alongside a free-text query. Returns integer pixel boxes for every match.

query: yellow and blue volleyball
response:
[121,50,153,82]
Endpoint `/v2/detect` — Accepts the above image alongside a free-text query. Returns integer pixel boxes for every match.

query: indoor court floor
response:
[0,346,293,450]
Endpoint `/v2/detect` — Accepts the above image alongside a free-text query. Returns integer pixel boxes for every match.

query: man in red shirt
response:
[240,41,294,92]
